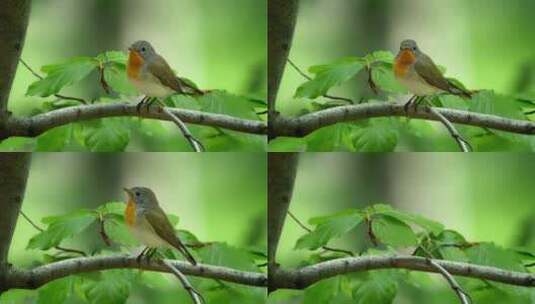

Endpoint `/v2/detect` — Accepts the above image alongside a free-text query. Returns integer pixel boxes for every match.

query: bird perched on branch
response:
[394,39,472,109]
[127,40,204,111]
[123,187,197,265]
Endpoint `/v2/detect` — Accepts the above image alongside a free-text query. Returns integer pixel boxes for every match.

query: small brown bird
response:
[124,187,197,265]
[394,39,472,108]
[127,40,204,109]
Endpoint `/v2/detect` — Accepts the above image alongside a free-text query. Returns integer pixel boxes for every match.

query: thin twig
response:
[287,210,354,257]
[98,63,112,95]
[155,100,205,152]
[161,259,205,304]
[425,105,472,152]
[98,213,112,247]
[427,259,472,304]
[19,210,87,256]
[19,58,88,105]
[287,58,354,104]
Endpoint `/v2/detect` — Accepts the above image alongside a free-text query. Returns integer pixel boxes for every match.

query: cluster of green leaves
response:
[285,204,535,304]
[270,51,535,152]
[12,202,266,304]
[1,51,266,152]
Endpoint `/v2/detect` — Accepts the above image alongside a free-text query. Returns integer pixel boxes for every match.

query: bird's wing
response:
[145,207,197,265]
[414,54,451,92]
[147,55,185,93]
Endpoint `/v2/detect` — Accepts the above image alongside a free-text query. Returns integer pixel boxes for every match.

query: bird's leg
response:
[137,247,150,263]
[404,95,417,112]
[145,97,158,111]
[145,248,158,263]
[413,96,426,111]
[136,96,150,112]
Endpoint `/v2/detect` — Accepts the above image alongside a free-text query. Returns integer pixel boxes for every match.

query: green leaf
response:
[197,91,259,120]
[469,90,525,120]
[466,243,525,272]
[35,125,72,151]
[351,271,399,304]
[296,57,364,99]
[102,214,137,247]
[371,63,407,94]
[82,270,133,304]
[97,202,125,215]
[27,210,96,250]
[295,209,363,250]
[352,119,399,152]
[0,137,36,151]
[305,123,357,151]
[96,51,127,64]
[371,204,444,235]
[198,242,258,272]
[268,137,307,152]
[37,276,74,304]
[26,57,97,97]
[303,277,352,304]
[103,62,137,96]
[75,118,131,152]
[371,215,418,248]
[169,95,202,111]
[364,51,395,64]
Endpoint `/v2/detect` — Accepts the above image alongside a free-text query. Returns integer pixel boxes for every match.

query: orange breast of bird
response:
[125,199,136,226]
[127,51,144,80]
[394,50,416,78]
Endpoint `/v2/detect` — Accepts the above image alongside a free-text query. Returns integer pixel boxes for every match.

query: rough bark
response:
[0,0,31,120]
[268,0,299,137]
[267,153,298,292]
[271,103,535,137]
[0,153,31,293]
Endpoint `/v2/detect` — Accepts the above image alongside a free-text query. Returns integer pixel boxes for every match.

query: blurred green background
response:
[275,0,535,151]
[273,153,535,303]
[6,0,266,151]
[6,153,267,303]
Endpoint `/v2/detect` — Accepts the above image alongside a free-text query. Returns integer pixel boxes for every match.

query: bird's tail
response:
[447,79,473,99]
[174,242,197,266]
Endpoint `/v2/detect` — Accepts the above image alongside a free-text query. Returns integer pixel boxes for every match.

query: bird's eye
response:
[135,191,140,197]
[141,47,146,52]
[412,47,417,51]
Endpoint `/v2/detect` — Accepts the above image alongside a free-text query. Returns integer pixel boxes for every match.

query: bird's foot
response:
[136,96,150,113]
[404,95,417,112]
[137,247,150,264]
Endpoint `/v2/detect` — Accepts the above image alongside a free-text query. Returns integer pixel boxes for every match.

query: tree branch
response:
[0,153,31,294]
[3,255,267,290]
[268,153,299,291]
[427,259,471,304]
[161,259,205,304]
[0,102,267,140]
[159,104,205,152]
[426,106,472,152]
[268,0,299,136]
[272,102,535,138]
[269,255,535,290]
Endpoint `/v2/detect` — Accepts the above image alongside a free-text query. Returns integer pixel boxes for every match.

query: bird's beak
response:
[123,187,133,198]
